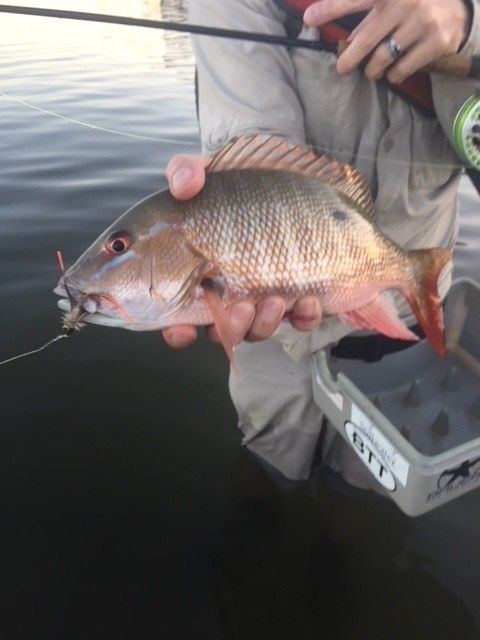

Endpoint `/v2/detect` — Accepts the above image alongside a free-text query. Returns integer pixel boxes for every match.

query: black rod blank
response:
[0,4,337,52]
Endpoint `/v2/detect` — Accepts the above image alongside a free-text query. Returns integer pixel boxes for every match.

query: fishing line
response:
[0,5,475,372]
[0,88,467,171]
[0,5,477,172]
[0,334,68,367]
[0,89,195,146]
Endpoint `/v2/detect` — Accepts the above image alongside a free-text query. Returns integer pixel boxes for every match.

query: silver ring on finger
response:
[384,36,403,61]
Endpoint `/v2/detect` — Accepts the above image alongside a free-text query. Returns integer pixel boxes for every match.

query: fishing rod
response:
[1,4,480,80]
[2,3,480,194]
[0,4,336,52]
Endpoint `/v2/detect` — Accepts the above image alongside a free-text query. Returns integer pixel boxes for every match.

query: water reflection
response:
[213,454,479,639]
[0,0,198,171]
[1,0,194,75]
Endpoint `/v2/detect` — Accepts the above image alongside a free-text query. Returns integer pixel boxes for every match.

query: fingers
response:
[162,325,198,348]
[386,40,441,84]
[207,295,323,346]
[207,298,286,343]
[336,1,406,77]
[164,303,255,350]
[166,295,323,351]
[381,0,469,84]
[206,301,256,344]
[307,0,472,81]
[349,7,379,40]
[246,296,286,342]
[244,295,323,339]
[288,296,323,332]
[303,0,374,28]
[363,21,421,81]
[166,154,210,201]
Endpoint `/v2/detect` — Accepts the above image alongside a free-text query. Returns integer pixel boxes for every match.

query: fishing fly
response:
[55,250,87,334]
[0,250,84,367]
[0,1,479,371]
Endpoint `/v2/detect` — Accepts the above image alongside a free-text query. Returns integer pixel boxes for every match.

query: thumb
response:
[166,154,210,200]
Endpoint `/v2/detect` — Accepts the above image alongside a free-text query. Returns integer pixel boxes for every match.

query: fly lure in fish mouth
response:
[0,250,85,367]
[55,250,88,335]
[54,248,134,330]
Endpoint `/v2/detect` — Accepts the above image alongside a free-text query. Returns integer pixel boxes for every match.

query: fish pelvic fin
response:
[404,247,452,358]
[207,134,375,219]
[202,283,236,366]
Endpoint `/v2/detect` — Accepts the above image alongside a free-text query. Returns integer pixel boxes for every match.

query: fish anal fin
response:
[207,134,374,219]
[340,293,419,342]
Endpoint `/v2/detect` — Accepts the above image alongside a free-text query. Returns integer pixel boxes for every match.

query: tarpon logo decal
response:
[437,457,480,488]
[427,457,480,502]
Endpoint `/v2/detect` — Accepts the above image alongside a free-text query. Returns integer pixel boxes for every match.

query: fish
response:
[55,134,451,358]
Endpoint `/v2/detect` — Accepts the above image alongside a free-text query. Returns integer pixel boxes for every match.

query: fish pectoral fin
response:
[339,293,419,341]
[201,280,236,365]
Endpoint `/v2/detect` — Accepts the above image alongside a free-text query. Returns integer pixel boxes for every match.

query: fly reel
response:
[454,93,480,169]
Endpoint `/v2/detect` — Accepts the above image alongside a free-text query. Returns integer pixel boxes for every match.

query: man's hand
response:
[304,0,471,84]
[162,155,323,349]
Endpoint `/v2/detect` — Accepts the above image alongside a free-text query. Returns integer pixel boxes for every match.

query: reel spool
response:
[454,93,480,169]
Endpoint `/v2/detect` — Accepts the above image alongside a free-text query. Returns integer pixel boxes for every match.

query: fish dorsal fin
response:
[207,134,374,218]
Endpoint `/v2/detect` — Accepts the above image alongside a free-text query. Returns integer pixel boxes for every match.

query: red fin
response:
[340,293,419,341]
[202,286,236,365]
[405,248,452,358]
[207,134,374,219]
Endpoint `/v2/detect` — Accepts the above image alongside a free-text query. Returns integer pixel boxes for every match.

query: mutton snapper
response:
[55,134,451,358]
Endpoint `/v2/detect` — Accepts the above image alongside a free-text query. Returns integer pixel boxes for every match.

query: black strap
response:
[330,324,425,362]
[274,0,303,39]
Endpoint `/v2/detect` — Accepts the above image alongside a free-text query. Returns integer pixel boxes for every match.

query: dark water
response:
[1,3,479,638]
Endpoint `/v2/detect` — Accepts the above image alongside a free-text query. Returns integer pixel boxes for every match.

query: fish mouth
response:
[54,282,99,315]
[54,282,133,327]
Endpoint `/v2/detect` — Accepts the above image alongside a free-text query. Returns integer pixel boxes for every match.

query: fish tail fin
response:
[405,247,452,358]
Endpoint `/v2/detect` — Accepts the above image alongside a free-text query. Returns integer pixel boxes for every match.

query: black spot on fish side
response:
[332,209,348,222]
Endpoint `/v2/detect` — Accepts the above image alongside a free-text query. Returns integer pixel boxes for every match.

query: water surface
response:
[0,3,479,638]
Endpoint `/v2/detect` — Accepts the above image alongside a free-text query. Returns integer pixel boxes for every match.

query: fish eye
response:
[105,231,131,255]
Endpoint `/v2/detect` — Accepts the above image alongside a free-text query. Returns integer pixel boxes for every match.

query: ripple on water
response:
[1,3,480,636]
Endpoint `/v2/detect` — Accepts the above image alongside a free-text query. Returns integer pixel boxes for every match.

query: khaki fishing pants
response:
[229,334,383,490]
